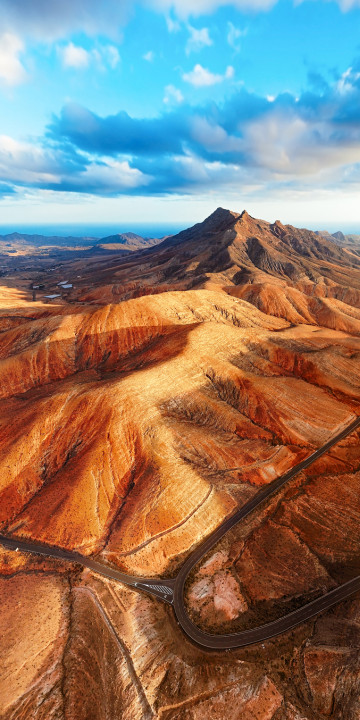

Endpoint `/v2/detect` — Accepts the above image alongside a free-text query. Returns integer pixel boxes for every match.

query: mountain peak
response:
[206,207,240,224]
[239,209,251,220]
[212,206,236,216]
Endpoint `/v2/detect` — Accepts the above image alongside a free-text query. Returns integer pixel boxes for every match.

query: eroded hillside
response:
[0,209,359,720]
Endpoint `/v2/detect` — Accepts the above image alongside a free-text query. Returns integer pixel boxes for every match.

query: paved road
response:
[1,415,359,649]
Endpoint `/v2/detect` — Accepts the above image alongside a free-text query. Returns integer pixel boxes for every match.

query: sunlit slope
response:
[0,288,358,579]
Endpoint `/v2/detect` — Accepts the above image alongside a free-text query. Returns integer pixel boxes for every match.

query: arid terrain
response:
[0,208,359,720]
[318,230,360,260]
[0,231,163,276]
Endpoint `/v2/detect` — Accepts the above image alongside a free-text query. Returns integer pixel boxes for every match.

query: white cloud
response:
[227,22,246,52]
[61,42,89,69]
[6,0,359,48]
[191,116,243,152]
[163,84,184,104]
[299,0,360,9]
[182,63,234,87]
[186,25,212,54]
[241,111,360,177]
[143,50,155,62]
[0,135,62,184]
[0,134,150,192]
[3,0,357,50]
[295,0,360,9]
[335,66,360,94]
[225,65,235,79]
[60,43,120,71]
[166,153,248,192]
[338,0,360,7]
[147,0,277,19]
[0,0,133,41]
[165,15,181,32]
[105,45,120,68]
[75,159,151,191]
[0,33,27,86]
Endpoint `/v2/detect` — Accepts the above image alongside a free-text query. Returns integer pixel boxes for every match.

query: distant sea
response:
[0,221,359,238]
[0,223,187,239]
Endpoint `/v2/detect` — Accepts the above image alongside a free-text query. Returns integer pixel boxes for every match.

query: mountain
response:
[0,231,96,249]
[94,231,162,251]
[317,228,360,259]
[332,230,347,243]
[0,229,166,275]
[155,207,359,279]
[318,228,360,247]
[0,208,359,720]
[65,207,360,332]
[0,229,164,259]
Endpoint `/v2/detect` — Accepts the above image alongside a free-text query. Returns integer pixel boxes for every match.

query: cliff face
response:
[0,209,359,720]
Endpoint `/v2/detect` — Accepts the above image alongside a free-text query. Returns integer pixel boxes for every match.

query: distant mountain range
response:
[1,219,360,278]
[1,224,359,254]
[62,207,360,335]
[316,229,360,257]
[0,230,163,257]
[94,232,163,252]
[0,231,96,248]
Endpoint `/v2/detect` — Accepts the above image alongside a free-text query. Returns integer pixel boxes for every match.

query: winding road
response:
[1,415,360,649]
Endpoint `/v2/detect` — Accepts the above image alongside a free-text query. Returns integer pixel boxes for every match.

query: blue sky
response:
[1,0,360,229]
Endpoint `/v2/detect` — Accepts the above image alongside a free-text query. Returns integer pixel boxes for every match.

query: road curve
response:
[172,414,360,646]
[0,533,176,605]
[1,415,359,649]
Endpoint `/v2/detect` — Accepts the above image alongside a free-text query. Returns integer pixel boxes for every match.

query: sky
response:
[1,0,360,231]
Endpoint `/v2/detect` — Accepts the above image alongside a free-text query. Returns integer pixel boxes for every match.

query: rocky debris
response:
[188,570,248,624]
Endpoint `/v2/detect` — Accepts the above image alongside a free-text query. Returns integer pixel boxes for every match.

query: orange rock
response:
[235,520,331,602]
[1,208,360,719]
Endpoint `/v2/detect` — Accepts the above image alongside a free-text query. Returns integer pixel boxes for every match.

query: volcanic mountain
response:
[317,228,360,259]
[64,207,360,332]
[0,208,359,720]
[127,206,360,282]
[0,229,163,274]
[93,231,162,252]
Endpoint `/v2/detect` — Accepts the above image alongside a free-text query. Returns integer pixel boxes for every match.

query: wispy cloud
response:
[61,42,89,69]
[143,50,155,62]
[227,22,247,52]
[165,15,181,32]
[182,63,234,86]
[148,0,277,20]
[105,45,120,68]
[0,33,27,86]
[163,84,184,104]
[296,0,360,9]
[186,25,212,54]
[59,42,120,71]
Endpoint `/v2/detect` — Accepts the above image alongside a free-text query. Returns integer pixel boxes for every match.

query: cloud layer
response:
[0,60,359,199]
